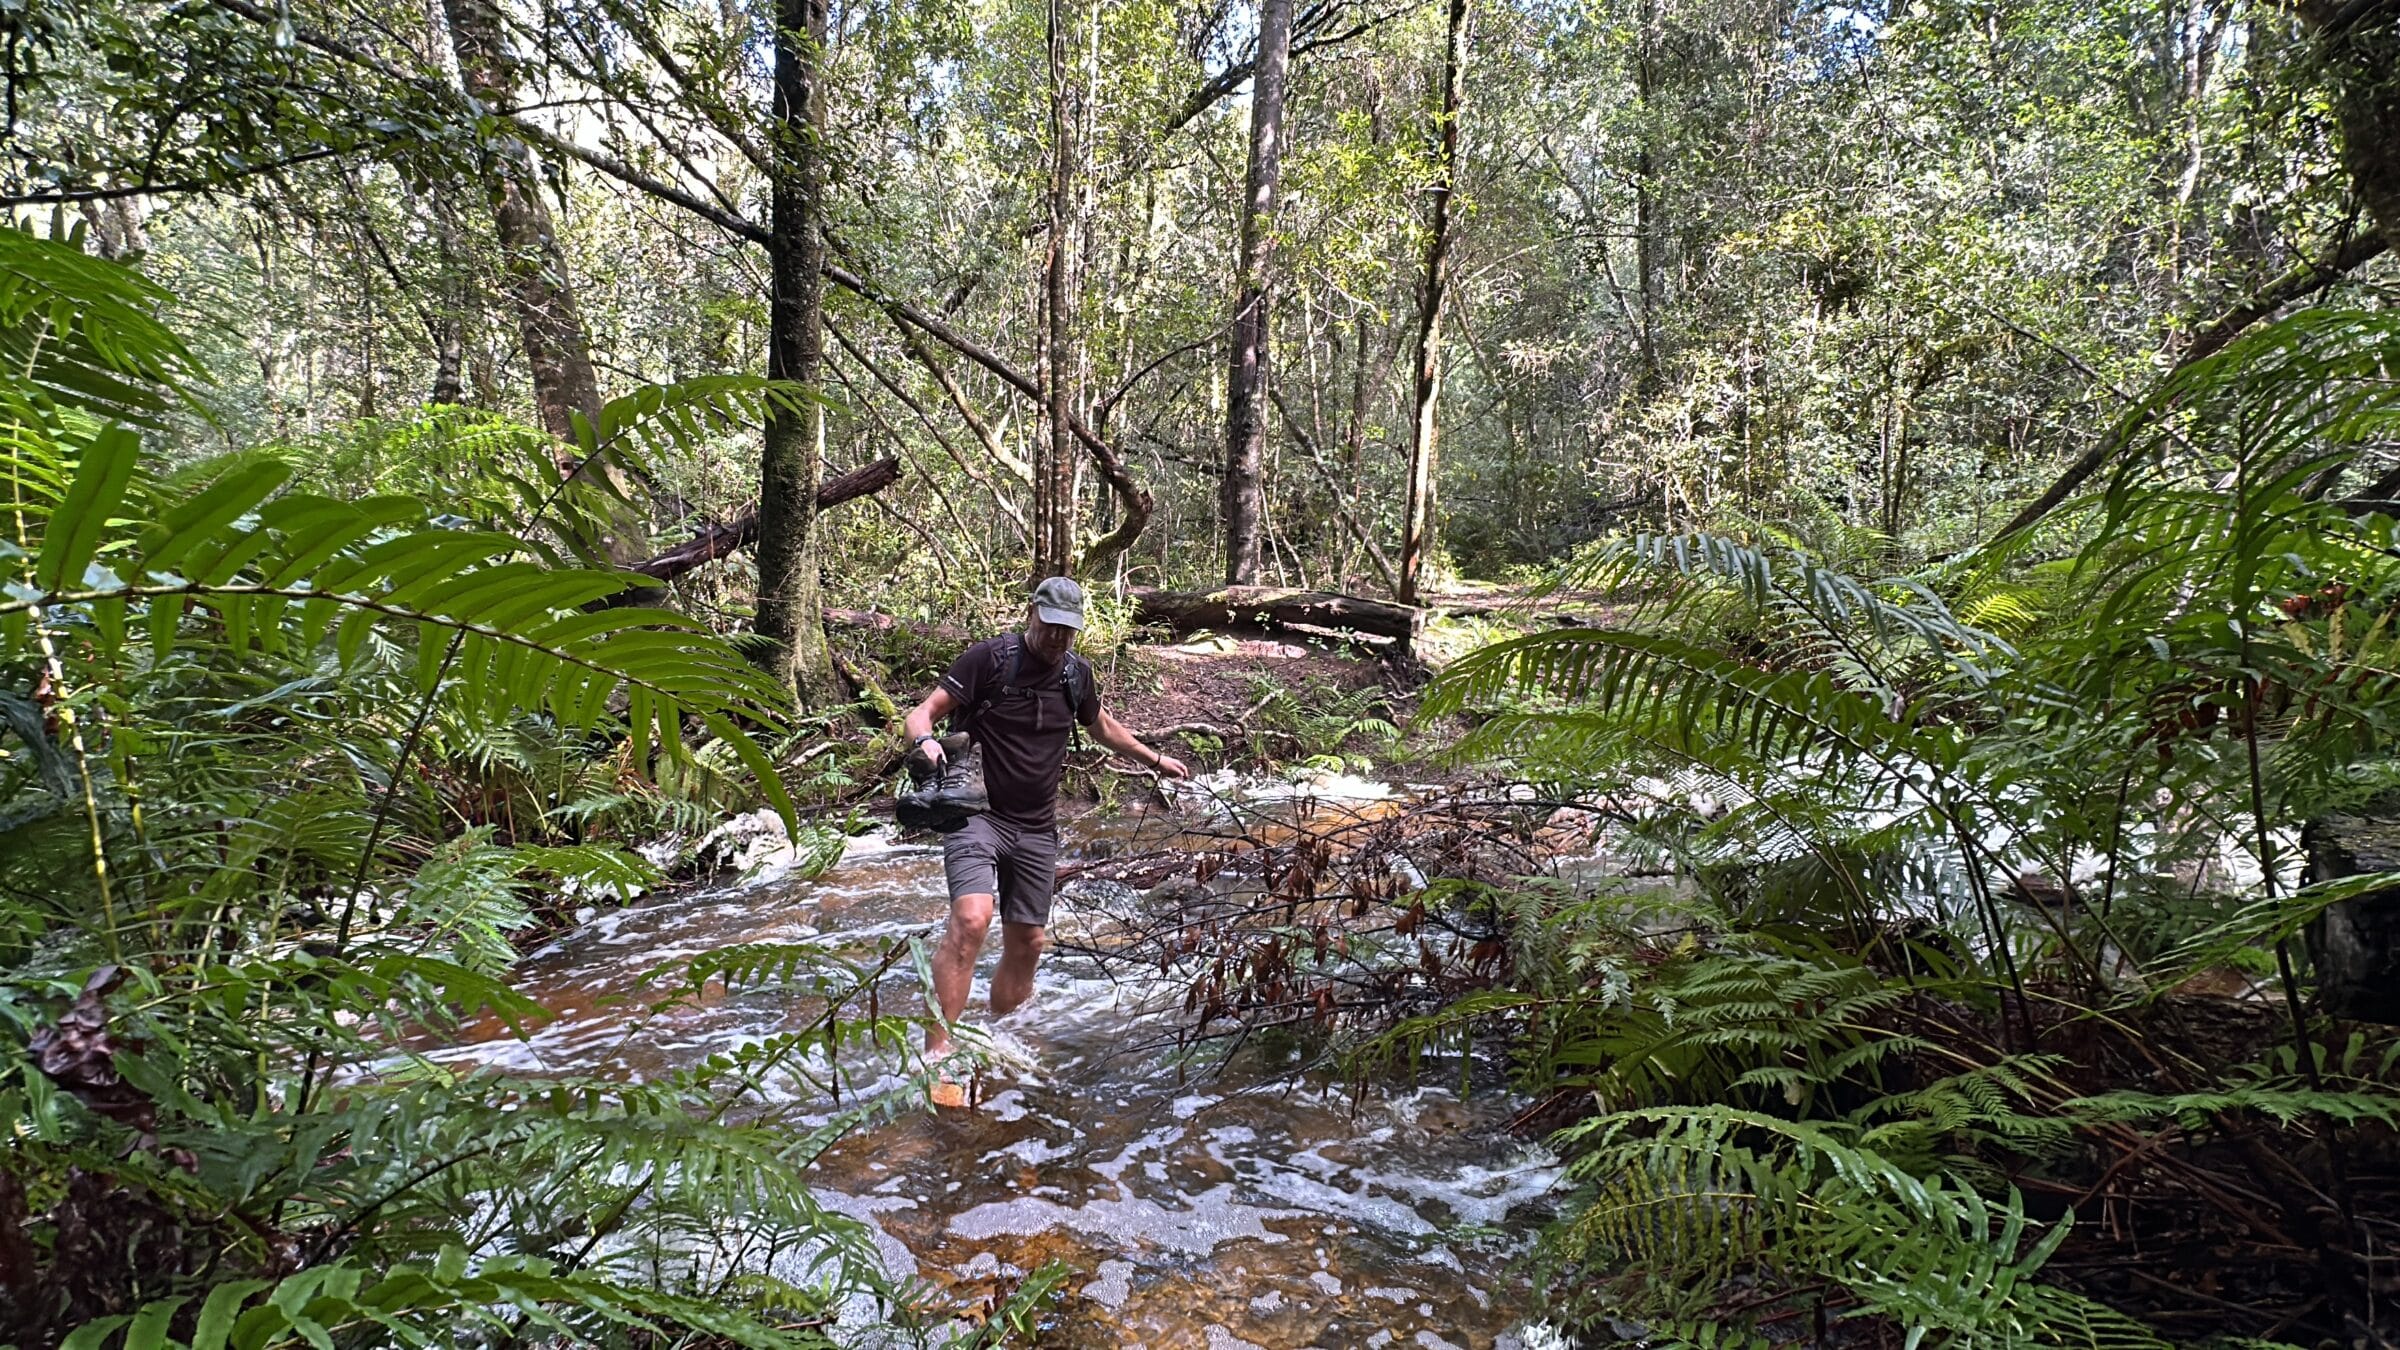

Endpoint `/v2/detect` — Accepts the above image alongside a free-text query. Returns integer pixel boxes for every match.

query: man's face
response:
[1025,609,1077,663]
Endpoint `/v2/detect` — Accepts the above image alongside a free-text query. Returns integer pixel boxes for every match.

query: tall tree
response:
[752,0,838,702]
[1399,0,1469,605]
[439,0,643,566]
[1035,0,1080,580]
[439,0,598,438]
[1221,0,1296,586]
[425,192,472,405]
[1631,0,1663,393]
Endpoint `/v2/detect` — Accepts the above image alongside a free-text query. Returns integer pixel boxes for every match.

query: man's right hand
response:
[909,736,946,776]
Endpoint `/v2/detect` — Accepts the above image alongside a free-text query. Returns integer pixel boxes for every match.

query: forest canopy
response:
[10,0,2393,616]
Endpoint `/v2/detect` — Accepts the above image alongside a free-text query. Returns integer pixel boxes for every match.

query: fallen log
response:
[1132,586,1422,644]
[821,607,975,644]
[2305,800,2400,1024]
[629,457,901,583]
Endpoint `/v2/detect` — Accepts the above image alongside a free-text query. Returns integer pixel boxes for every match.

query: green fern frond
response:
[0,227,202,425]
[58,1246,844,1350]
[1552,1105,2144,1347]
[6,432,799,830]
[2063,1084,2400,1130]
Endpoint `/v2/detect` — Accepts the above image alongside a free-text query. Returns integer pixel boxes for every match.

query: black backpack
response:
[896,637,1090,833]
[964,634,1091,736]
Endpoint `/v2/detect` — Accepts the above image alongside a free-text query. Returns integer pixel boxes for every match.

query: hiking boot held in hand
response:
[897,732,987,833]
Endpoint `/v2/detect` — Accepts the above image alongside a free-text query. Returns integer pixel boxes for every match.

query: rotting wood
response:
[1132,586,1422,643]
[2304,801,2400,1024]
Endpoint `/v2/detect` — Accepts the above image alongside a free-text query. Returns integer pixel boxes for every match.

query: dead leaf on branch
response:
[27,965,156,1134]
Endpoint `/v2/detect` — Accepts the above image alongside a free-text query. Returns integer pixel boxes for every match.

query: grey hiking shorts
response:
[942,814,1062,928]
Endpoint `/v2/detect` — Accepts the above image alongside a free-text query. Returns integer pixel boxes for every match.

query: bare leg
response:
[991,921,1048,1016]
[927,892,995,1057]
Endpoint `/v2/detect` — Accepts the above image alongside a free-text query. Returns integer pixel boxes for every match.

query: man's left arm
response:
[1091,707,1190,780]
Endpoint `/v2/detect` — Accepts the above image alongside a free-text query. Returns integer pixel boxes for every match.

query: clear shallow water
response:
[413,805,1563,1347]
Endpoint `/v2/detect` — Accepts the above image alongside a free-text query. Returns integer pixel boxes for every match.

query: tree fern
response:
[1408,308,2400,1347]
[1551,1105,2147,1347]
[0,229,937,1346]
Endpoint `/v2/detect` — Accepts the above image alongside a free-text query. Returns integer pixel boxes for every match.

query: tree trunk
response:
[1221,0,1295,586]
[753,0,838,704]
[1398,0,1470,607]
[822,258,1153,571]
[2298,0,2400,254]
[1035,0,1081,581]
[1272,385,1401,594]
[2304,802,2400,1025]
[441,0,602,437]
[427,194,470,405]
[627,457,899,585]
[1633,0,1663,394]
[440,0,643,566]
[78,196,148,260]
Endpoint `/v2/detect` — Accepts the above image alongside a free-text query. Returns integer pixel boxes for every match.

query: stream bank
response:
[415,785,1580,1347]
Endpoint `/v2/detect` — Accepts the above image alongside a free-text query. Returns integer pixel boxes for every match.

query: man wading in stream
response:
[901,577,1191,1108]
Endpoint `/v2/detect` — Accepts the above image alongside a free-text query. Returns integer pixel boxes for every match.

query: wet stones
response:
[1139,876,1231,927]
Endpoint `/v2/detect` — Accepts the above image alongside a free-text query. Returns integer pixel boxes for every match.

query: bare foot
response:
[928,1079,969,1110]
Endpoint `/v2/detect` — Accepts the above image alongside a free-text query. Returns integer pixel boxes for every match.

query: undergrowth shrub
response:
[0,228,1025,1347]
[1387,309,2400,1345]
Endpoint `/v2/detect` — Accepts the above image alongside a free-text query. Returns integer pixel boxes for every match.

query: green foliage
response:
[1244,672,1402,773]
[1411,309,2400,1343]
[0,228,923,1347]
[0,226,202,425]
[56,1248,845,1350]
[1555,1105,2097,1345]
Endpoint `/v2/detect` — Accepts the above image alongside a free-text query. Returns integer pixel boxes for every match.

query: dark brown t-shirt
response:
[939,635,1099,829]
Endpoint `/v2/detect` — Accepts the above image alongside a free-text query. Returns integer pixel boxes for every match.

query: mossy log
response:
[1130,586,1422,644]
[2304,803,2400,1024]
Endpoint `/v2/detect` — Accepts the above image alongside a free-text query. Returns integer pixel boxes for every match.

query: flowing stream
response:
[412,798,1565,1347]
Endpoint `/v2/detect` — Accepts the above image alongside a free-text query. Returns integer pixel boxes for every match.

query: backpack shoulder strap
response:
[965,635,1021,727]
[1063,653,1091,719]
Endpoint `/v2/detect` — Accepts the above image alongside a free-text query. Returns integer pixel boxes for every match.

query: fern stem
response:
[2096,758,2136,921]
[288,630,468,1130]
[1945,801,2034,1050]
[29,604,118,959]
[2232,438,2371,1328]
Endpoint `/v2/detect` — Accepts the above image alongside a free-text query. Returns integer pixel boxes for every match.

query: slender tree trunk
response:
[440,0,644,565]
[1338,312,1373,587]
[1398,0,1470,607]
[1221,0,1296,586]
[441,0,603,438]
[753,0,838,703]
[1632,0,1663,394]
[78,197,147,259]
[429,309,467,405]
[1035,0,1080,580]
[427,195,470,405]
